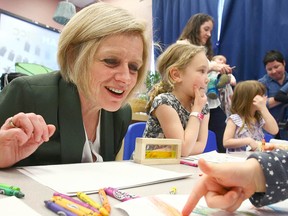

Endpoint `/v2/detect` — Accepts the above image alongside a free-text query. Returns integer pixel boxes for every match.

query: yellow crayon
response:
[98,188,111,213]
[77,192,109,216]
[52,196,100,216]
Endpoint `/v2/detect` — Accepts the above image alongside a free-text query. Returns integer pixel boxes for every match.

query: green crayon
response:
[0,183,20,191]
[0,186,25,198]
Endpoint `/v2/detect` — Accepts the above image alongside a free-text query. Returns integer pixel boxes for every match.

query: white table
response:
[0,163,200,216]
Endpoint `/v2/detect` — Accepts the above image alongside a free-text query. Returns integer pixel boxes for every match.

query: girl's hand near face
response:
[253,95,267,112]
[192,86,207,112]
[253,94,279,137]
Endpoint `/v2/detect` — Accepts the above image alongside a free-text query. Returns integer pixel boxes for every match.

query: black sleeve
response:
[274,90,288,103]
[248,149,288,207]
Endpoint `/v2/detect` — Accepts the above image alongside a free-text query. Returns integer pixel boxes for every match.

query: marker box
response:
[134,138,181,165]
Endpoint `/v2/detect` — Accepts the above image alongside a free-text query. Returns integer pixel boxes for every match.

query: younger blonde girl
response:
[223,80,279,152]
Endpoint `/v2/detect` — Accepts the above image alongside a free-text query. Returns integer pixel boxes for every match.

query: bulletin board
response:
[0,10,60,76]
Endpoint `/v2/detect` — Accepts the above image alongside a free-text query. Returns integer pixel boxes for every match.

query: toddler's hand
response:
[263,143,275,151]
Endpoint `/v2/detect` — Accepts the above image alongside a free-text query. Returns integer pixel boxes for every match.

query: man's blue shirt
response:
[258,72,288,121]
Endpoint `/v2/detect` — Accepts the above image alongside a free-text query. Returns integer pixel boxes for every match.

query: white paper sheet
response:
[115,194,288,216]
[0,196,41,216]
[18,161,191,195]
[184,150,247,164]
[270,139,288,145]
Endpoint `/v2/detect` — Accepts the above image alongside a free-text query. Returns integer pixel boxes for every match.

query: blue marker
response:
[44,200,77,216]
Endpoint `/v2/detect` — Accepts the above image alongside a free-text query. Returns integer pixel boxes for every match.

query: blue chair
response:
[123,122,146,160]
[264,132,274,142]
[204,130,218,152]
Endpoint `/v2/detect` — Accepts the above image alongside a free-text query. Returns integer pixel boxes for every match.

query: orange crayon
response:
[261,139,266,152]
[77,192,109,216]
[99,188,111,213]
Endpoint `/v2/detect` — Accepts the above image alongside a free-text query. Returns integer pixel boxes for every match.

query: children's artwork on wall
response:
[0,10,60,76]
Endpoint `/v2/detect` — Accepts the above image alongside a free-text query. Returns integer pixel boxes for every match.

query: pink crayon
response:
[104,187,140,202]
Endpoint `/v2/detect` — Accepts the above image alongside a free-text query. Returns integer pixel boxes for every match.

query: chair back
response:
[123,122,146,160]
[0,72,27,90]
[264,132,274,142]
[204,130,218,152]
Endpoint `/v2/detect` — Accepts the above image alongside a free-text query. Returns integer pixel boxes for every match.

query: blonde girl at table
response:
[178,13,233,153]
[143,41,210,156]
[223,80,278,152]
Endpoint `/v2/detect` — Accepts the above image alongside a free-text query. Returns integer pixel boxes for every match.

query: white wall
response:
[104,0,152,40]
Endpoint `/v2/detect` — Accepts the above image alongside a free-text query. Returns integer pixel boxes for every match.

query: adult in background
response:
[178,13,233,152]
[0,2,149,168]
[258,50,288,139]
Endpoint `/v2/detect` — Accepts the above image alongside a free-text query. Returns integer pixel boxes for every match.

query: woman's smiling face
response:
[88,33,143,111]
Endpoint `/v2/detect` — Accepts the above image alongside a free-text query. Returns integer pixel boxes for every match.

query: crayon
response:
[104,187,140,202]
[53,192,100,213]
[77,192,109,216]
[44,200,77,216]
[180,160,198,167]
[0,186,24,198]
[0,183,20,191]
[52,196,101,216]
[98,188,111,213]
[261,138,266,152]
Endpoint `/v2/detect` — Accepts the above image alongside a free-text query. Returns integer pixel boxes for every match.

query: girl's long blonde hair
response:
[230,80,266,132]
[146,41,206,112]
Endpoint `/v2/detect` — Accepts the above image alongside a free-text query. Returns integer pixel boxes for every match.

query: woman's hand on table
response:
[0,112,55,168]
